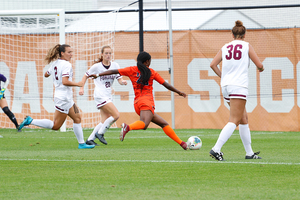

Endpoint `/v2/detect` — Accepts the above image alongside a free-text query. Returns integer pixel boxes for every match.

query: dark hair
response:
[45,44,71,64]
[137,51,151,85]
[232,20,246,39]
[94,45,111,63]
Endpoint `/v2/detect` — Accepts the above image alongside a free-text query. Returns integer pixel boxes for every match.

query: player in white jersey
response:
[209,20,264,161]
[18,44,95,149]
[79,46,127,146]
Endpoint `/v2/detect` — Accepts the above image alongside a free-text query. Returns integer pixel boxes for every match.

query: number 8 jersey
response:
[46,59,73,101]
[221,40,250,88]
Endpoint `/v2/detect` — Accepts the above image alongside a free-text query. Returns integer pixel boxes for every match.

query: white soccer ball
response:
[187,136,202,150]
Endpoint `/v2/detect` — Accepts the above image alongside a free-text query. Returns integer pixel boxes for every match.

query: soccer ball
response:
[187,136,202,150]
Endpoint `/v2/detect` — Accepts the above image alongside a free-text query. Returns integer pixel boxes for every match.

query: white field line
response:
[3,130,289,139]
[0,158,299,165]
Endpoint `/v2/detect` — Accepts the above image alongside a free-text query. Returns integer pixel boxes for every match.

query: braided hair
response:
[137,51,151,85]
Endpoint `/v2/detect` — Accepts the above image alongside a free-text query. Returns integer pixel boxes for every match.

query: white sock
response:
[73,123,84,144]
[212,122,237,153]
[98,116,115,135]
[87,122,102,141]
[239,124,254,156]
[31,119,54,129]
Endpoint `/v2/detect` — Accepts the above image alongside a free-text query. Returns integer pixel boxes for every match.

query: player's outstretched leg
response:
[162,125,188,150]
[18,116,33,130]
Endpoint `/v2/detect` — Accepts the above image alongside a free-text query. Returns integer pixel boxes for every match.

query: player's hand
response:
[1,88,5,93]
[79,87,84,95]
[179,91,186,98]
[258,67,264,72]
[88,74,99,79]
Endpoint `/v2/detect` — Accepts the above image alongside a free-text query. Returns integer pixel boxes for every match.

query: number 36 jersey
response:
[47,59,73,101]
[221,40,250,88]
[85,61,122,99]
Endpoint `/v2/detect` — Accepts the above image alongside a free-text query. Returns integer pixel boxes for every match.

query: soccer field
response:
[0,128,299,200]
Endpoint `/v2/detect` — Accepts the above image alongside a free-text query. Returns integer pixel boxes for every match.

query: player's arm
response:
[162,81,186,98]
[62,76,83,87]
[88,69,119,79]
[79,74,88,95]
[210,49,222,78]
[2,78,9,90]
[249,44,264,72]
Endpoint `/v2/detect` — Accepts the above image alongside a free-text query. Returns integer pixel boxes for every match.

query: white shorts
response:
[95,97,112,109]
[54,97,74,114]
[222,85,248,103]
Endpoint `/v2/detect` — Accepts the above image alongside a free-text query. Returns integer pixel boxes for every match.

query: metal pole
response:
[59,9,66,132]
[139,0,143,52]
[168,0,175,129]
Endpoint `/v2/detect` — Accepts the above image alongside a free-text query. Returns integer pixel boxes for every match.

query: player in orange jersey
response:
[89,51,188,150]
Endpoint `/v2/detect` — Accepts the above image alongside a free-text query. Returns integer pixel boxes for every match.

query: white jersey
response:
[85,61,121,99]
[221,40,250,88]
[47,59,73,101]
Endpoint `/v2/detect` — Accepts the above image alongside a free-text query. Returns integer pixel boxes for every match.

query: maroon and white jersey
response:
[85,61,121,99]
[47,59,73,101]
[221,40,250,88]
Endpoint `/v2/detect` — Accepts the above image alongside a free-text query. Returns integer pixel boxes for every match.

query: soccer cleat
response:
[18,116,33,130]
[180,141,188,150]
[78,143,95,149]
[209,149,225,161]
[245,151,262,159]
[86,140,99,146]
[95,133,107,145]
[16,126,22,132]
[120,123,130,141]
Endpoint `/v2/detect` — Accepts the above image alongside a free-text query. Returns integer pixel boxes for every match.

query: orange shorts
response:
[134,98,155,115]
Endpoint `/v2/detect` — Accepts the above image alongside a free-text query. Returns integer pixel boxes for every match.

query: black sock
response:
[2,106,18,128]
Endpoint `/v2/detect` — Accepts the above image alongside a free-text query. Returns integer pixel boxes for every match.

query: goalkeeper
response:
[0,73,20,131]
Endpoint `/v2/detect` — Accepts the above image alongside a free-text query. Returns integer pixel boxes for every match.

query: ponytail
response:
[45,44,70,64]
[136,51,151,85]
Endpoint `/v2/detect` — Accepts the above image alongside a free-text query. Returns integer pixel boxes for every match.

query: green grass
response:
[0,128,299,200]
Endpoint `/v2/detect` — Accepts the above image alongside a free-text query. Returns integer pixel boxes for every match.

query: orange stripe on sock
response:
[162,125,182,145]
[129,120,145,130]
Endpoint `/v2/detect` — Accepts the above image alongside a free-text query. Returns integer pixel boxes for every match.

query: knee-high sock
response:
[129,120,145,130]
[162,125,182,145]
[212,122,237,153]
[73,123,84,144]
[88,122,102,141]
[98,116,115,135]
[2,106,18,128]
[239,124,254,156]
[31,119,54,129]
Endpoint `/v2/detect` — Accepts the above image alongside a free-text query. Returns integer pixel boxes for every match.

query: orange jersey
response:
[118,66,165,103]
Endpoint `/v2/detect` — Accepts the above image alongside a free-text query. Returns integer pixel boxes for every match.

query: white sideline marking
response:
[0,158,299,165]
[4,130,290,139]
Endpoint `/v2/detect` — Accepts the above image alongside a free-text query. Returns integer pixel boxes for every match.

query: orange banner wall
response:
[1,28,300,131]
